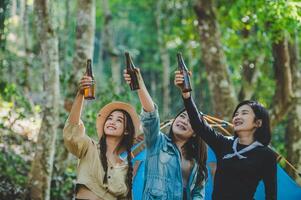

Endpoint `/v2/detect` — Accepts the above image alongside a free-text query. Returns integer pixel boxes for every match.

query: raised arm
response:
[174,71,228,155]
[123,68,155,112]
[68,75,92,124]
[123,69,160,149]
[63,76,93,158]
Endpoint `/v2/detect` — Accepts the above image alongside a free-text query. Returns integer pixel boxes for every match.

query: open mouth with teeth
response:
[176,122,187,131]
[234,121,243,126]
[106,125,117,130]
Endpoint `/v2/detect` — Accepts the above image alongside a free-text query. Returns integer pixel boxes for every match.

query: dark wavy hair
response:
[232,100,271,146]
[99,109,135,198]
[169,110,208,186]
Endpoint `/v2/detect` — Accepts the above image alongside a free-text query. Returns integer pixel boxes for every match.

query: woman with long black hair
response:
[124,69,208,200]
[63,75,140,200]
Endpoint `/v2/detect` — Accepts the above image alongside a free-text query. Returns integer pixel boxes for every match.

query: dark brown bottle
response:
[177,52,192,93]
[125,52,140,90]
[84,59,95,100]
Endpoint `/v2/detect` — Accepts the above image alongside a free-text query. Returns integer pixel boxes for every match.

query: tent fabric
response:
[132,146,301,200]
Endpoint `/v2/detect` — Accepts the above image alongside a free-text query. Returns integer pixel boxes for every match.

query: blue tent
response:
[130,145,301,200]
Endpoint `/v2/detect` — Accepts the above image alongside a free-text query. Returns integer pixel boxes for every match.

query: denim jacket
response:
[141,106,205,200]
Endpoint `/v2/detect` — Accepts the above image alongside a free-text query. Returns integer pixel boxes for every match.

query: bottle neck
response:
[177,55,188,71]
[86,68,93,77]
[178,63,188,71]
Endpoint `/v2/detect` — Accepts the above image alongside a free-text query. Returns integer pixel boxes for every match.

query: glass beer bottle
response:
[125,52,140,90]
[177,52,192,93]
[84,59,95,100]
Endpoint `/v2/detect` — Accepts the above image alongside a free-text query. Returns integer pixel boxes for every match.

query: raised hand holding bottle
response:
[177,52,192,93]
[125,52,140,91]
[84,59,95,100]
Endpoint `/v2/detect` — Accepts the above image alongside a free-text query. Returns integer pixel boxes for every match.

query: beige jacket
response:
[63,120,129,200]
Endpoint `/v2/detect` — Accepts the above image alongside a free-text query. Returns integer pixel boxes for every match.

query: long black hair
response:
[232,100,271,146]
[99,109,135,198]
[169,110,208,186]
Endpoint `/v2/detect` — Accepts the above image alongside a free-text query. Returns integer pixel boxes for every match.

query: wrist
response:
[77,90,84,97]
[182,92,191,99]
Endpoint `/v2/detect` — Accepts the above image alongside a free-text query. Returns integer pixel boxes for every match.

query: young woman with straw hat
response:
[63,75,140,200]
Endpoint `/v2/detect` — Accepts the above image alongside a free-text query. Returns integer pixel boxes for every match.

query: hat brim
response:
[96,101,140,138]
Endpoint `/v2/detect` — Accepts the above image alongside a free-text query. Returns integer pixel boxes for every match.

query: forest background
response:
[0,0,300,199]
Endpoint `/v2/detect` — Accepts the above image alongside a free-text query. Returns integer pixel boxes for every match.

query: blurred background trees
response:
[0,0,300,199]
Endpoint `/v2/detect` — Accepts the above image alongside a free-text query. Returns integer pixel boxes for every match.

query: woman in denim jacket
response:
[124,69,207,200]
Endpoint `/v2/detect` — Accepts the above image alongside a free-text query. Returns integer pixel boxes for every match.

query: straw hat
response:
[96,101,140,138]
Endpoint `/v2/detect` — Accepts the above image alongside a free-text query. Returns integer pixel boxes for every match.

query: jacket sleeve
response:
[140,105,161,150]
[63,119,91,158]
[183,96,230,156]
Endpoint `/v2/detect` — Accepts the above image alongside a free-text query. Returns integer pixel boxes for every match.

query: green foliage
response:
[0,82,32,113]
[50,167,76,200]
[0,148,29,199]
[1,0,301,198]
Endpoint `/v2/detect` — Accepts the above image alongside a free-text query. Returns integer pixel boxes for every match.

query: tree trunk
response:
[55,0,72,178]
[270,36,294,128]
[194,0,237,119]
[58,0,70,71]
[101,0,121,94]
[0,0,9,72]
[27,0,60,199]
[238,59,259,101]
[156,0,170,118]
[68,0,95,99]
[150,70,157,101]
[21,0,31,92]
[285,31,301,184]
[238,28,260,101]
[61,0,95,180]
[0,0,9,50]
[11,0,17,16]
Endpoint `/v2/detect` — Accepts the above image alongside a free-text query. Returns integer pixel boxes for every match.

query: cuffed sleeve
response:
[63,119,91,158]
[140,104,160,149]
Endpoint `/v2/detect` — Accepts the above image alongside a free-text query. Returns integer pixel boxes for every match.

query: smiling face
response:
[103,110,126,137]
[232,104,260,137]
[171,111,194,141]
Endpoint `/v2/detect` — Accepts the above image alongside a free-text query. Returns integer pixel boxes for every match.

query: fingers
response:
[81,75,92,82]
[174,70,181,75]
[123,69,130,77]
[174,78,184,85]
[79,76,93,91]
[174,71,184,85]
[175,70,192,76]
[123,69,131,84]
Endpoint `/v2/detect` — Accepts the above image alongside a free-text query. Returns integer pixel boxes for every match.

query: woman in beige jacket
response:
[63,75,140,200]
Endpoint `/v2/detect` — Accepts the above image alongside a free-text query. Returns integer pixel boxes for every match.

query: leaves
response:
[0,0,300,197]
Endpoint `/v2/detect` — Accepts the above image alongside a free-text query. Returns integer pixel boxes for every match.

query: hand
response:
[78,75,94,94]
[123,67,144,87]
[174,70,184,89]
[123,69,132,85]
[174,70,191,98]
